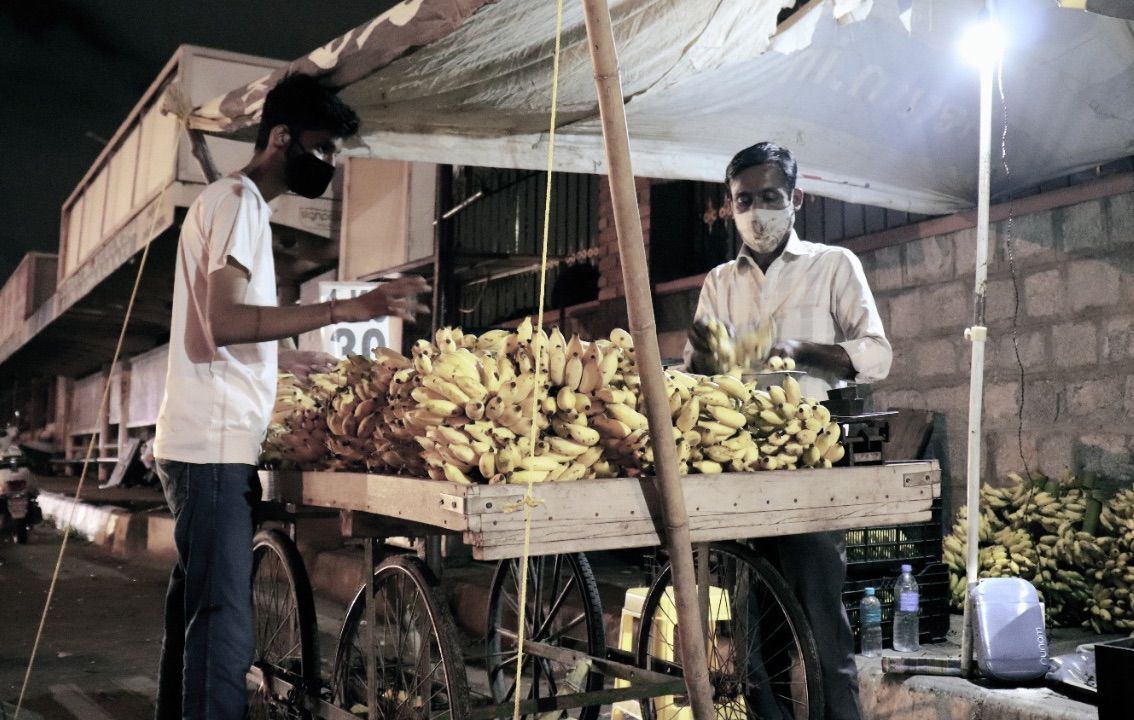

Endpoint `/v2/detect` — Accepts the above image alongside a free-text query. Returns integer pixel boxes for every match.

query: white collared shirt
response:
[683,231,892,400]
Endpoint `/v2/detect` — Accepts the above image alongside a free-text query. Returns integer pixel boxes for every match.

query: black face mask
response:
[285,139,335,198]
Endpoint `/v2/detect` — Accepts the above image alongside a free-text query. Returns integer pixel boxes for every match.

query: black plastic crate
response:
[1098,637,1134,720]
[843,561,951,650]
[844,497,943,573]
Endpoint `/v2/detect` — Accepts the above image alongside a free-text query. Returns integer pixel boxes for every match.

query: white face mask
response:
[736,204,795,254]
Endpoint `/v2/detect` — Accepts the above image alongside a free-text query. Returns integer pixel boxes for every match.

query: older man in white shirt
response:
[685,142,892,720]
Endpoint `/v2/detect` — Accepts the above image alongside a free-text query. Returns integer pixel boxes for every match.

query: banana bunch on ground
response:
[944,470,1134,633]
[943,521,1039,608]
[1091,488,1134,633]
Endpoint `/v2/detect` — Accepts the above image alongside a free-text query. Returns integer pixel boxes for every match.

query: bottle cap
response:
[901,564,912,573]
[864,587,875,596]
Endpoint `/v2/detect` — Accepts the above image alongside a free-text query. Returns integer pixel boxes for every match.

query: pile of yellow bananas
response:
[263,321,847,484]
[943,471,1134,633]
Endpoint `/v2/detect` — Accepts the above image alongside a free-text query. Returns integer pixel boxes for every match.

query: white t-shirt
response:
[155,174,277,465]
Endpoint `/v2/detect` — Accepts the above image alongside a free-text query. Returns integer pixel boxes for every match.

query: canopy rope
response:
[511,0,568,716]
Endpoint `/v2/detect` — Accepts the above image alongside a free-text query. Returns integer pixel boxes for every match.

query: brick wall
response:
[596,176,651,301]
[861,191,1134,514]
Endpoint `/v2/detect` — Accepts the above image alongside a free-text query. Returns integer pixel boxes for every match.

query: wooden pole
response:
[186,129,222,184]
[579,2,715,717]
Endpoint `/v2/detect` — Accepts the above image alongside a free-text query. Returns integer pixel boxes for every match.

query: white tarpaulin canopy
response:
[189,0,1134,214]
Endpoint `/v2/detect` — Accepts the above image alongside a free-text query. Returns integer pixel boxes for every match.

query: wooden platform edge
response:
[259,461,940,560]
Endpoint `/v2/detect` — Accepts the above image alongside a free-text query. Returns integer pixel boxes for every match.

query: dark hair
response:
[255,73,360,149]
[724,142,797,193]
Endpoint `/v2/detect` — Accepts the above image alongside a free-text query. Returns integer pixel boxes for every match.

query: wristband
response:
[329,296,338,324]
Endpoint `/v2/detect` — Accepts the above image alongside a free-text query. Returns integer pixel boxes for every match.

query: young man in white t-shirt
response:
[153,73,429,720]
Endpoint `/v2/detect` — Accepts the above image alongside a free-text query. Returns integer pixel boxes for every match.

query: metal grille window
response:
[443,168,600,329]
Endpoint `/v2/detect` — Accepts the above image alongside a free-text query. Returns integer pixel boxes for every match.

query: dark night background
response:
[0,0,402,283]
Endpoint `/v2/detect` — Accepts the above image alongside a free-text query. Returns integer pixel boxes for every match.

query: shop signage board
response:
[297,281,402,358]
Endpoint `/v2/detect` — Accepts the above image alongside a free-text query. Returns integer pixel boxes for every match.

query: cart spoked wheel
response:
[249,529,320,719]
[332,554,470,720]
[636,542,824,720]
[485,553,606,720]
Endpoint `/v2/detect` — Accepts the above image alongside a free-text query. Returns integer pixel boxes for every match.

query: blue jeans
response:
[155,461,260,720]
[776,532,862,720]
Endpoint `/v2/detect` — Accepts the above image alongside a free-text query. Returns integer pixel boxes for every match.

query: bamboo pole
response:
[579,2,715,718]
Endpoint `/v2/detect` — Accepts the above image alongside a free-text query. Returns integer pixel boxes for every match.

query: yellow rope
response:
[512,0,566,716]
[14,108,180,719]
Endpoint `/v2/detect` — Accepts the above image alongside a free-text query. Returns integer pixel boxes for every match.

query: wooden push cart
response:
[247,461,939,720]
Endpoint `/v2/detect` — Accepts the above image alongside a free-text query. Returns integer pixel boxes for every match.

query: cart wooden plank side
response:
[261,460,940,559]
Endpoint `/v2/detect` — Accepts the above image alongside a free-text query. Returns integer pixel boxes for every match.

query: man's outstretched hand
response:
[346,276,432,323]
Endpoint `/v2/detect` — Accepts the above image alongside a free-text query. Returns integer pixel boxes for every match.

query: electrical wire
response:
[995,54,1040,534]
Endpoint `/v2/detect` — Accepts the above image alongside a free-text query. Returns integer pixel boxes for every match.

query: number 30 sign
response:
[297,281,403,359]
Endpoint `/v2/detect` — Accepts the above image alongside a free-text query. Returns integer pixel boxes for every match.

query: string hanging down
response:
[509,0,567,717]
[12,92,189,716]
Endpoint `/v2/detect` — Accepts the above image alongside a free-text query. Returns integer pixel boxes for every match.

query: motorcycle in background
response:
[0,421,42,543]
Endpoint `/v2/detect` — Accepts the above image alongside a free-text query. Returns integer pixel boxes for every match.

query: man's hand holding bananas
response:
[688,318,733,374]
[688,317,786,374]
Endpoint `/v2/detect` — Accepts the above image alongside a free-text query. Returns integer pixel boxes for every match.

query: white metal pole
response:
[959,29,996,678]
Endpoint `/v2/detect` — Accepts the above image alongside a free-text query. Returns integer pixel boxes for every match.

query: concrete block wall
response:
[861,191,1134,514]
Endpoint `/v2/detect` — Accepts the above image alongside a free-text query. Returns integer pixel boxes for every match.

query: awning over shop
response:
[189,0,1134,214]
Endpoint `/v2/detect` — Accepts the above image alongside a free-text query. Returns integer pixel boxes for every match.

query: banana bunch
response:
[262,370,333,467]
[702,319,736,372]
[943,505,1013,607]
[762,355,797,371]
[700,317,780,374]
[320,353,404,470]
[617,370,843,475]
[745,375,844,470]
[655,371,761,474]
[378,321,621,484]
[944,469,1134,633]
[1098,488,1134,537]
[1092,488,1134,633]
[733,319,777,371]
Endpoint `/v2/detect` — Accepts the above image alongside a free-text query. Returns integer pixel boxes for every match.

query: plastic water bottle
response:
[859,587,883,656]
[893,564,920,652]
